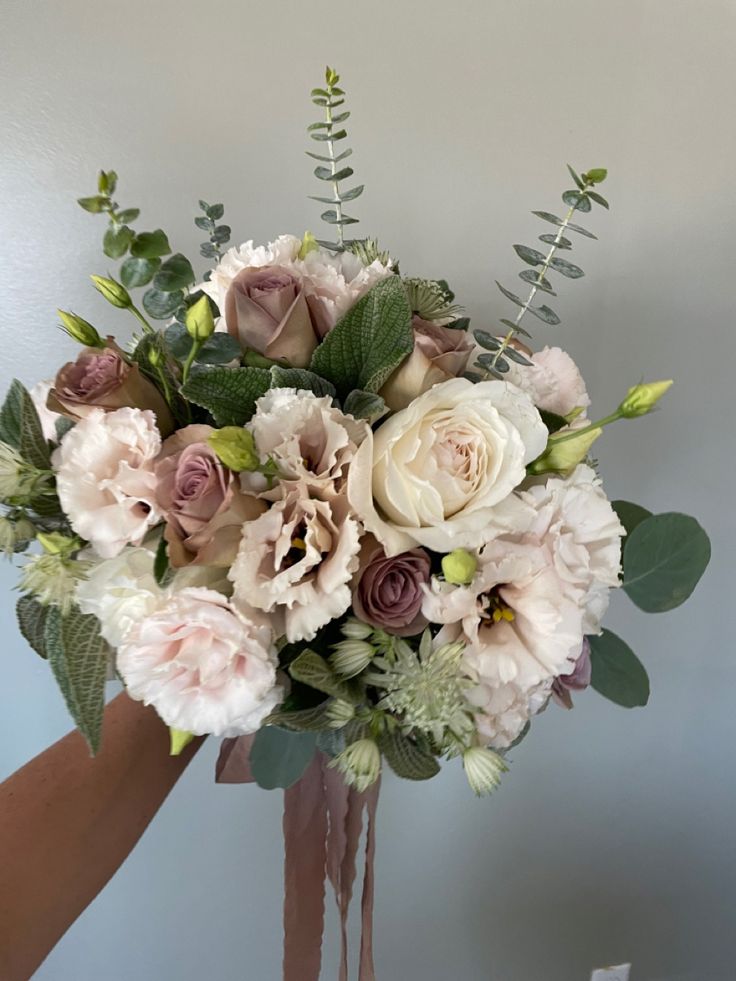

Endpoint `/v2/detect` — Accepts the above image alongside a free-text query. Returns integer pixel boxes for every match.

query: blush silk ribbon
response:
[217,737,380,980]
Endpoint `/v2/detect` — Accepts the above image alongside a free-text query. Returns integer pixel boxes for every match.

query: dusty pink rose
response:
[551,638,592,709]
[155,425,264,568]
[380,316,473,411]
[48,341,174,435]
[353,541,431,636]
[224,265,318,367]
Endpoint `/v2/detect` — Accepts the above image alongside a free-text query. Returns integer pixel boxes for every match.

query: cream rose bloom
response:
[229,484,362,643]
[520,464,624,634]
[504,345,590,419]
[347,378,547,555]
[118,587,282,737]
[425,538,584,748]
[243,388,368,498]
[54,407,162,558]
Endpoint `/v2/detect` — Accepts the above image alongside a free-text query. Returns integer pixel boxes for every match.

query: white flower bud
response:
[329,738,381,792]
[340,618,374,641]
[330,639,375,679]
[463,747,508,797]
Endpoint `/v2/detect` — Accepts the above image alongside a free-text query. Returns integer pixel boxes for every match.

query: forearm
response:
[0,692,203,981]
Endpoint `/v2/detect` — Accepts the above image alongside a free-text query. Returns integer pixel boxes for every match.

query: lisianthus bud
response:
[91,275,132,309]
[463,747,508,796]
[298,231,319,259]
[527,426,602,476]
[185,295,215,341]
[169,728,195,756]
[58,310,104,347]
[208,427,260,472]
[619,379,673,418]
[325,699,356,728]
[330,639,375,679]
[329,738,381,792]
[442,548,478,585]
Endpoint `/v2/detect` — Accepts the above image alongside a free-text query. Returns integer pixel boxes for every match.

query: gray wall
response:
[1,1,734,978]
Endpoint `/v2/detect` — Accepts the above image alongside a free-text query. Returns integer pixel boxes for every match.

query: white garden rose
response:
[118,587,282,737]
[243,388,368,499]
[229,483,362,643]
[347,378,548,555]
[519,464,624,633]
[54,407,162,558]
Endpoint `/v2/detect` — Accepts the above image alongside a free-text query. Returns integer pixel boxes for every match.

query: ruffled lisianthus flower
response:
[76,546,162,646]
[552,638,592,709]
[352,540,431,636]
[54,407,162,559]
[423,538,584,748]
[30,379,61,442]
[379,317,474,411]
[520,464,624,634]
[348,377,547,555]
[243,388,368,499]
[47,342,174,435]
[503,345,590,419]
[205,234,393,340]
[229,483,361,643]
[117,587,282,736]
[155,425,264,567]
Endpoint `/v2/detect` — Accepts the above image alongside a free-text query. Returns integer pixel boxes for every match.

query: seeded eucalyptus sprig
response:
[307,67,363,251]
[195,200,231,269]
[475,166,609,378]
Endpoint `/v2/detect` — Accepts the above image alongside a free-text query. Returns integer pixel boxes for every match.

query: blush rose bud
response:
[91,274,132,309]
[57,310,104,348]
[442,548,478,585]
[208,427,260,472]
[618,379,673,418]
[185,295,216,342]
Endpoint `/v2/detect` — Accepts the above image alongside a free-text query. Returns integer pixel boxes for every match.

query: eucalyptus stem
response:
[324,80,344,247]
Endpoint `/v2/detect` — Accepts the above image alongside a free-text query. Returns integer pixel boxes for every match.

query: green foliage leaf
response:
[548,257,585,279]
[268,366,336,398]
[539,409,569,434]
[267,703,331,732]
[567,164,585,190]
[103,225,133,259]
[142,287,184,320]
[587,191,609,209]
[539,232,572,249]
[0,379,51,470]
[77,196,108,213]
[116,208,140,224]
[342,389,388,423]
[474,329,501,351]
[153,253,195,293]
[589,629,650,708]
[16,595,50,659]
[584,168,608,184]
[622,513,711,612]
[120,256,161,289]
[44,607,110,754]
[514,244,547,266]
[528,302,560,325]
[181,366,271,426]
[562,190,592,212]
[249,726,317,790]
[130,229,171,259]
[533,211,597,239]
[289,649,358,702]
[518,269,556,294]
[612,500,652,541]
[379,729,440,780]
[310,276,413,398]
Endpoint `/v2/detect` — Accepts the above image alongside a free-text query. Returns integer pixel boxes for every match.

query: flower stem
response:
[129,304,154,335]
[548,410,623,446]
[181,340,202,385]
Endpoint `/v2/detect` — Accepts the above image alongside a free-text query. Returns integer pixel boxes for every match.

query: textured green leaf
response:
[249,727,317,790]
[532,212,598,239]
[589,629,650,708]
[16,595,50,659]
[153,253,195,292]
[379,730,440,780]
[44,607,110,754]
[181,366,271,426]
[142,287,184,320]
[120,256,160,288]
[289,649,358,702]
[342,389,388,423]
[612,500,652,542]
[548,257,585,279]
[310,276,413,398]
[268,366,336,398]
[267,703,331,731]
[130,229,171,259]
[622,513,711,612]
[0,379,51,470]
[103,224,133,259]
[514,244,547,266]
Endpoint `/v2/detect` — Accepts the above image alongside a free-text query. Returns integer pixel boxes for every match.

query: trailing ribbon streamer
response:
[216,738,380,979]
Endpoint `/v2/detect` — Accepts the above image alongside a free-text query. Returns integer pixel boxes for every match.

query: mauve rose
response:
[353,542,431,636]
[552,638,592,710]
[48,341,174,435]
[380,316,474,411]
[225,265,318,367]
[155,425,264,567]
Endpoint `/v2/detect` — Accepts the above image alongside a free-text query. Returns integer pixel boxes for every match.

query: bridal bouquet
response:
[1,68,710,976]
